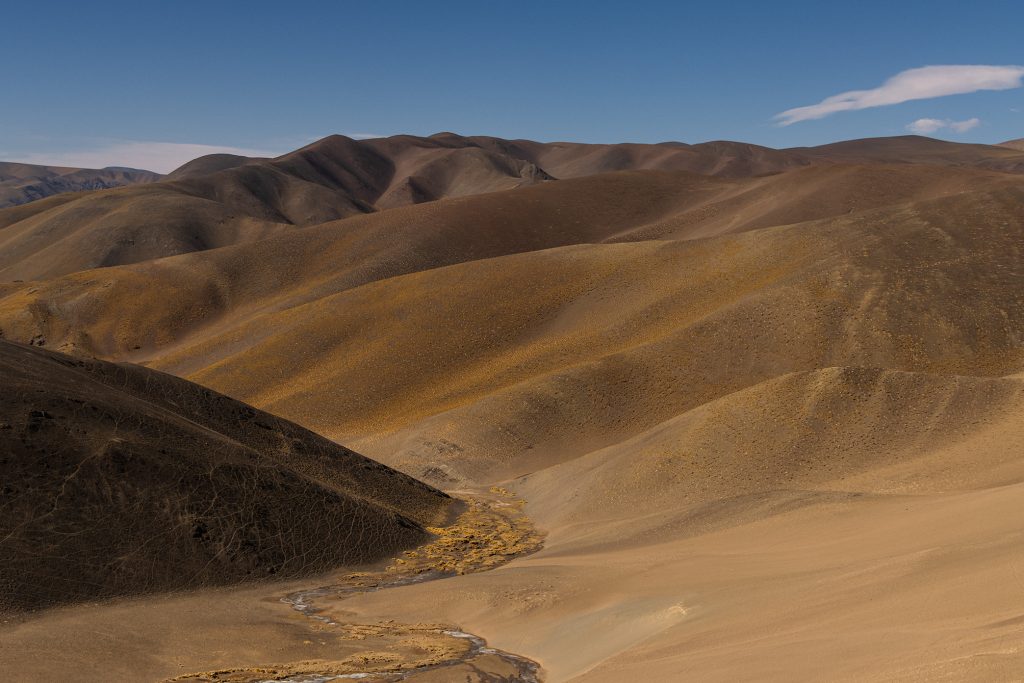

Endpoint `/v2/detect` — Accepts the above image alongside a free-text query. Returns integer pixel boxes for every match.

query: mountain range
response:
[2,132,1024,681]
[0,162,160,208]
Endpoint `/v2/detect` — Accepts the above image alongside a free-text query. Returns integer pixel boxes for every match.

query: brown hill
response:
[470,133,1024,178]
[1,160,1021,486]
[4,134,1024,680]
[791,134,1024,172]
[382,366,1024,683]
[520,367,1024,540]
[0,161,161,208]
[998,137,1024,151]
[3,133,1023,281]
[0,134,557,280]
[468,135,815,177]
[0,161,1012,360]
[0,339,451,612]
[163,153,263,180]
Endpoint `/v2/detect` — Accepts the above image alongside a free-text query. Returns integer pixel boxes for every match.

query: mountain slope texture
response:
[0,162,161,208]
[2,133,1024,682]
[0,339,451,611]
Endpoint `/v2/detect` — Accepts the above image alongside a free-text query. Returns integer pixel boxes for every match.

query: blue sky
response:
[4,0,1023,172]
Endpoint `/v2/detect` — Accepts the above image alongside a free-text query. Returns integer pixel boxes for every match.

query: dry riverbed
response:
[166,488,545,683]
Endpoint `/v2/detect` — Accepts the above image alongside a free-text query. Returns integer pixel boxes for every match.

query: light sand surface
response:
[5,446,1023,681]
[0,580,352,681]
[341,481,1024,681]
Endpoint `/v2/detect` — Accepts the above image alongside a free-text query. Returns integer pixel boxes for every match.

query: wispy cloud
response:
[906,117,981,135]
[775,65,1024,126]
[6,140,282,174]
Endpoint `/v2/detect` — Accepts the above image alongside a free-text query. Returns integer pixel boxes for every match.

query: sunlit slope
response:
[0,161,1021,487]
[135,185,1024,483]
[3,133,1021,281]
[0,133,554,279]
[338,368,1024,682]
[468,136,814,177]
[793,134,1024,171]
[519,367,1024,542]
[1,135,1024,681]
[0,162,1014,357]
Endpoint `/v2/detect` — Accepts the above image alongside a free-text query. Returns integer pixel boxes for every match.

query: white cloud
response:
[948,117,981,133]
[6,140,282,174]
[905,117,981,135]
[905,118,946,134]
[775,65,1024,125]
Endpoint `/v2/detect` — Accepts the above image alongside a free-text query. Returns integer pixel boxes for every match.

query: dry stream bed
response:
[167,488,545,683]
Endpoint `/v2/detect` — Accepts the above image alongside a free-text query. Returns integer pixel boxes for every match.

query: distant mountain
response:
[0,162,162,208]
[4,132,1024,680]
[1,133,1023,282]
[788,134,1024,172]
[999,137,1024,151]
[2,142,1022,470]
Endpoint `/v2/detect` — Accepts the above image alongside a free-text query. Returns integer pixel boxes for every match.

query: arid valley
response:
[9,4,1024,678]
[2,129,1024,681]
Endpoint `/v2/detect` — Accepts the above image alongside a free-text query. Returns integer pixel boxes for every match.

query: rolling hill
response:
[5,133,1021,281]
[0,162,160,208]
[3,132,1024,681]
[0,339,451,612]
[791,134,1024,171]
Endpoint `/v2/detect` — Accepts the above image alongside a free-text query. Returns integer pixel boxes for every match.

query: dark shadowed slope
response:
[0,162,161,208]
[0,339,452,612]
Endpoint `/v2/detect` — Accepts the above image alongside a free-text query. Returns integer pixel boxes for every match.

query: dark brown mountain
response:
[4,132,1024,681]
[4,133,1024,282]
[790,134,1024,172]
[0,339,452,611]
[0,162,161,208]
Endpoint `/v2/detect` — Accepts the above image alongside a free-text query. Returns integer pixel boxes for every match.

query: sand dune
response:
[0,339,451,612]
